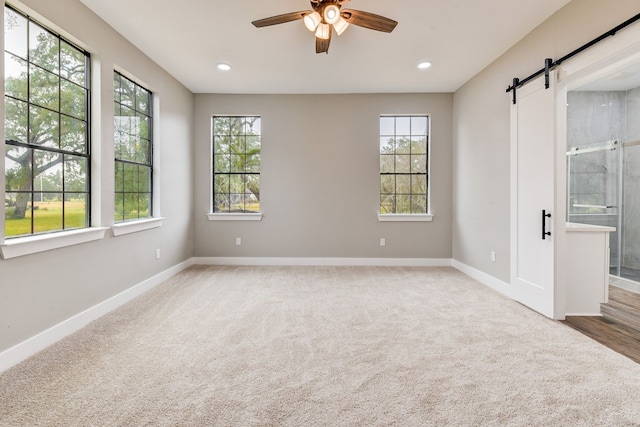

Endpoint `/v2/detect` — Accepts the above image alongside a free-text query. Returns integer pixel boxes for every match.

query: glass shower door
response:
[566,139,621,276]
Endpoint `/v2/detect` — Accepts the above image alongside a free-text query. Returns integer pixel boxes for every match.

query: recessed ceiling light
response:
[217,63,231,71]
[418,61,432,70]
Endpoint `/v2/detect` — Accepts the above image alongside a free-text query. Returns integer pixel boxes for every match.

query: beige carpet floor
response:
[1,265,640,426]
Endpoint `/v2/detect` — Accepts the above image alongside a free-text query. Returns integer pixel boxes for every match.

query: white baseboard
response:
[452,259,511,297]
[0,259,194,373]
[192,257,453,267]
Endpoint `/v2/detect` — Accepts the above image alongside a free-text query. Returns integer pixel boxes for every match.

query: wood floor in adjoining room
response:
[561,286,640,364]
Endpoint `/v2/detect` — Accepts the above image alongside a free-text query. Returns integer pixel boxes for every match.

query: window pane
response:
[230,174,244,194]
[113,73,121,103]
[380,194,395,214]
[246,117,261,134]
[395,155,410,174]
[230,154,244,173]
[380,155,394,174]
[29,22,59,74]
[123,163,139,192]
[115,161,124,191]
[396,195,411,214]
[5,146,31,191]
[29,105,59,149]
[64,155,87,192]
[61,116,87,153]
[60,80,86,120]
[380,116,394,135]
[123,193,139,221]
[411,155,427,174]
[35,151,62,192]
[214,136,230,154]
[5,97,28,144]
[380,136,394,154]
[120,76,135,108]
[138,113,150,140]
[411,136,427,154]
[114,192,125,222]
[214,174,229,195]
[246,174,260,201]
[411,195,427,214]
[29,64,59,110]
[34,192,63,233]
[136,85,150,114]
[396,116,410,135]
[5,53,28,100]
[60,40,85,86]
[139,193,151,218]
[214,154,230,173]
[139,166,151,193]
[4,8,28,58]
[380,175,395,194]
[245,153,261,173]
[396,138,411,155]
[411,175,427,193]
[65,193,86,229]
[214,194,230,213]
[5,191,32,237]
[411,116,428,135]
[396,175,410,194]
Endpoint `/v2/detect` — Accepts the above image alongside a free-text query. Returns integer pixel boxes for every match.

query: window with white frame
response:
[4,5,91,238]
[113,71,153,222]
[212,116,261,214]
[379,115,429,215]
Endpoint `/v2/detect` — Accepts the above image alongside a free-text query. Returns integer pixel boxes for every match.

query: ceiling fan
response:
[251,0,398,54]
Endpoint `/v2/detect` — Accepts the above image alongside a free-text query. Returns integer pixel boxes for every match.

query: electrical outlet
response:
[380,238,386,247]
[236,237,242,246]
[490,251,496,262]
[155,248,161,260]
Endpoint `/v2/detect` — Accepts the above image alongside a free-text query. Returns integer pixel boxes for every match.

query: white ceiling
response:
[78,0,572,94]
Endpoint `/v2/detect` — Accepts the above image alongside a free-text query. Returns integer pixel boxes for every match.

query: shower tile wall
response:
[624,88,640,271]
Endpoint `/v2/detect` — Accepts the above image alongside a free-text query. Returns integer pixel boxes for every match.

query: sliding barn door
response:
[510,74,556,318]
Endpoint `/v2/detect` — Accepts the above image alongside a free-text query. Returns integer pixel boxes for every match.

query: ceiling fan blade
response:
[316,32,332,54]
[341,9,398,33]
[252,11,309,28]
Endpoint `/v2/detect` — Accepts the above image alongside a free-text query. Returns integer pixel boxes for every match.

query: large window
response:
[4,5,90,238]
[212,116,261,213]
[113,71,153,222]
[379,115,429,214]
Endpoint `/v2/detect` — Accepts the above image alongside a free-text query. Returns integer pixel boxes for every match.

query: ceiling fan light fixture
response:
[333,17,349,36]
[315,23,330,40]
[324,5,340,25]
[304,11,322,32]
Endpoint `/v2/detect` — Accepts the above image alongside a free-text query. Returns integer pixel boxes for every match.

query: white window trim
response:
[378,214,433,222]
[207,213,262,221]
[0,227,108,259]
[111,217,165,236]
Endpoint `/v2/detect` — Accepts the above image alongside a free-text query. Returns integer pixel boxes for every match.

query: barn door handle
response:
[542,209,551,240]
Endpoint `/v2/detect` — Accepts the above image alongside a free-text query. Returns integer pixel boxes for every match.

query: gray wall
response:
[194,94,453,259]
[452,0,640,283]
[0,0,195,352]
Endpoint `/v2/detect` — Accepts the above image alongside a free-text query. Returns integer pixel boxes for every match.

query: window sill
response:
[377,214,433,222]
[0,227,109,259]
[207,213,263,221]
[111,217,165,237]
